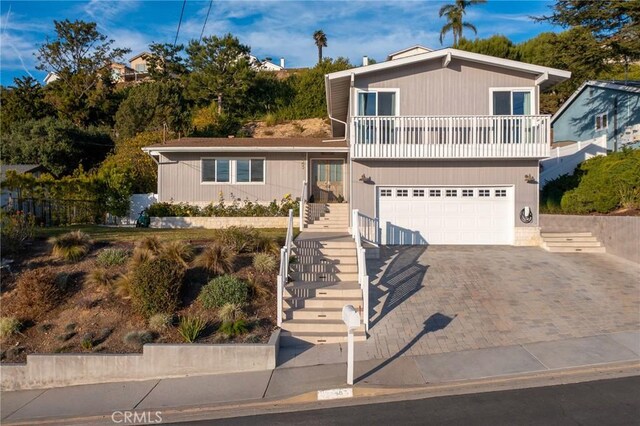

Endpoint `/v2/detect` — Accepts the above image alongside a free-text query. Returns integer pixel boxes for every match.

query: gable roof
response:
[143,138,348,153]
[551,80,640,124]
[1,164,46,182]
[386,45,433,60]
[129,51,151,62]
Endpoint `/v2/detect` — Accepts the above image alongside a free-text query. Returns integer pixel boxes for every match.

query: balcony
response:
[350,115,550,160]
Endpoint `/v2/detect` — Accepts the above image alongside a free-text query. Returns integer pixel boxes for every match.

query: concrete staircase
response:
[304,203,350,231]
[541,232,606,253]
[280,204,366,346]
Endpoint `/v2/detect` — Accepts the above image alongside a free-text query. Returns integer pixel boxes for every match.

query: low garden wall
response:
[151,216,300,229]
[1,330,280,391]
[540,214,640,264]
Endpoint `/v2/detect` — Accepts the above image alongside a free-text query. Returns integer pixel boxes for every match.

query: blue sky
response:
[0,0,559,86]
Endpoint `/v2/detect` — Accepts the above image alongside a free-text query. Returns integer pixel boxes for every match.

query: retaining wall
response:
[151,216,299,229]
[540,214,640,264]
[1,330,280,391]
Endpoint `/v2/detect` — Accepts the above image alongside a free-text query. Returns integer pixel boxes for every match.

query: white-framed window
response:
[380,189,392,197]
[135,63,147,73]
[396,189,408,197]
[595,113,608,131]
[413,189,425,197]
[201,158,264,184]
[478,189,490,197]
[462,189,474,197]
[429,189,441,197]
[356,89,399,116]
[445,189,458,197]
[495,189,507,197]
[490,88,534,115]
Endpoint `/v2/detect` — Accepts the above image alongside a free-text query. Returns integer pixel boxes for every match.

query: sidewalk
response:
[1,330,638,425]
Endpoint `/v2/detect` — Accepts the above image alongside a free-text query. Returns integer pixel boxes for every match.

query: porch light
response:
[524,174,535,183]
[359,174,372,183]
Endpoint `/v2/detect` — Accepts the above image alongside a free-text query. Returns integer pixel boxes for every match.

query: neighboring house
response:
[0,164,47,208]
[144,47,570,246]
[249,55,286,71]
[110,62,136,83]
[129,52,150,76]
[43,72,59,85]
[386,45,432,61]
[551,80,640,151]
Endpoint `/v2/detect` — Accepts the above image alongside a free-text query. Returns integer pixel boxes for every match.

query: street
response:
[172,376,640,425]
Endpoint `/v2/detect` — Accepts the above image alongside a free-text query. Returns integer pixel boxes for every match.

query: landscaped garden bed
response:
[0,222,294,364]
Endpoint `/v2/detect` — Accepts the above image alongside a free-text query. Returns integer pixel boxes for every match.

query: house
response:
[129,52,150,76]
[386,45,433,61]
[1,164,47,208]
[144,47,571,246]
[110,62,136,83]
[551,81,640,151]
[43,72,59,85]
[249,55,286,71]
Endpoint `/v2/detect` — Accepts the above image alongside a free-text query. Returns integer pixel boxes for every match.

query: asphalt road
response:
[172,376,640,425]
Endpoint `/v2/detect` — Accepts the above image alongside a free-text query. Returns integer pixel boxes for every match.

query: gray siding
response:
[354,58,538,116]
[351,159,540,228]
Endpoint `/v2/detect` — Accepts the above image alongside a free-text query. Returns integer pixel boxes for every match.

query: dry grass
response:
[14,267,64,320]
[194,242,237,274]
[50,231,92,262]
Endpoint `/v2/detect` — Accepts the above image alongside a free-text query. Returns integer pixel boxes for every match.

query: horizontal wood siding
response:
[355,58,537,116]
[351,159,540,227]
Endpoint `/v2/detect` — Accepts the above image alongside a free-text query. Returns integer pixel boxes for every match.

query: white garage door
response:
[377,186,514,245]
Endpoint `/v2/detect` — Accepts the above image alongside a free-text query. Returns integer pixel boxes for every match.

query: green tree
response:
[439,0,486,47]
[114,80,191,140]
[144,42,188,81]
[456,35,519,59]
[185,33,255,116]
[313,30,328,64]
[35,19,130,126]
[0,76,54,134]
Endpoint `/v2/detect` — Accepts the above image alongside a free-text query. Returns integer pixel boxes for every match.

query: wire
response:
[200,0,213,42]
[174,0,187,47]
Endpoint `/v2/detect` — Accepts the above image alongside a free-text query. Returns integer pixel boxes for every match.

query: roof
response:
[325,47,572,137]
[551,80,640,124]
[142,138,349,153]
[129,51,151,62]
[1,164,46,181]
[386,45,433,60]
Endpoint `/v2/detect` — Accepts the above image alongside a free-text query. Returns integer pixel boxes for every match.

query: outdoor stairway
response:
[280,206,366,346]
[304,203,350,231]
[541,232,606,253]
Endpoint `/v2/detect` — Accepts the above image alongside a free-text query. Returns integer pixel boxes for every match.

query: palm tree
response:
[313,30,327,64]
[439,0,486,47]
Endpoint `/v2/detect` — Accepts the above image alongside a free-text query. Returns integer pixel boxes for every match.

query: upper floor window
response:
[491,88,533,115]
[357,90,397,116]
[135,63,147,73]
[595,113,608,131]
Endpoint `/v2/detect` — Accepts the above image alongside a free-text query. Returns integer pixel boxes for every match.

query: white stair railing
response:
[299,180,307,232]
[277,209,294,327]
[351,209,370,331]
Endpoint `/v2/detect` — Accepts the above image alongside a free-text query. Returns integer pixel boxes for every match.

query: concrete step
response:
[311,218,350,224]
[285,296,363,309]
[292,256,357,265]
[294,247,356,256]
[291,271,359,282]
[285,281,362,298]
[285,307,343,320]
[291,263,358,273]
[542,236,599,242]
[282,319,354,333]
[294,242,356,250]
[280,330,366,346]
[544,241,603,247]
[540,232,593,238]
[544,246,606,253]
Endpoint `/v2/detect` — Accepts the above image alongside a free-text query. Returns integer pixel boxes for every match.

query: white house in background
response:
[43,72,59,85]
[540,135,608,187]
[249,55,286,71]
[386,45,433,61]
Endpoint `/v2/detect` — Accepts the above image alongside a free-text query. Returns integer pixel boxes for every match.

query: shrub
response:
[160,240,194,268]
[113,273,133,298]
[85,268,113,287]
[215,226,259,253]
[253,253,277,274]
[0,317,21,339]
[218,303,244,323]
[81,334,94,350]
[14,268,64,319]
[199,275,248,309]
[0,211,35,254]
[129,247,156,269]
[130,256,185,318]
[254,234,280,256]
[264,112,281,127]
[178,316,207,343]
[50,231,92,261]
[147,202,202,217]
[96,248,129,267]
[219,319,248,338]
[149,313,173,331]
[123,330,156,348]
[136,236,162,253]
[194,242,237,274]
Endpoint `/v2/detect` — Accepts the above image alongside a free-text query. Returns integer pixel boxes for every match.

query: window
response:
[495,189,507,197]
[446,189,458,197]
[135,63,147,73]
[595,113,608,131]
[396,189,408,197]
[491,89,533,115]
[357,90,397,116]
[478,189,490,197]
[462,189,474,197]
[429,189,441,197]
[201,158,263,183]
[413,189,425,197]
[380,189,392,197]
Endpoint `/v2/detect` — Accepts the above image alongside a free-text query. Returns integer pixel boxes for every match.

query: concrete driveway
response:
[363,246,640,359]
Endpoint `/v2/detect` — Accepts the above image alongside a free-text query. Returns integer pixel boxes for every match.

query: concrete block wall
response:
[1,331,280,391]
[150,216,300,229]
[540,215,640,264]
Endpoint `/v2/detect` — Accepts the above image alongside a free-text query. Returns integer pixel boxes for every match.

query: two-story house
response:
[143,47,570,246]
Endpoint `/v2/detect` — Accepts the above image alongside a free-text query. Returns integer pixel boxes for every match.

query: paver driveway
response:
[363,246,640,360]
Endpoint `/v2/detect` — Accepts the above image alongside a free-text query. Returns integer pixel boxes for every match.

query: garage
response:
[377,186,514,245]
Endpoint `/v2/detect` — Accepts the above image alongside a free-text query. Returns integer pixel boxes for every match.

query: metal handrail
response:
[277,209,294,327]
[352,209,369,331]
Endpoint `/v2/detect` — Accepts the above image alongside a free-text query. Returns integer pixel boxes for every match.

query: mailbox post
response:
[342,304,361,385]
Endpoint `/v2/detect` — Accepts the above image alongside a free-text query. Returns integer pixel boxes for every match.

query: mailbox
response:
[342,305,361,330]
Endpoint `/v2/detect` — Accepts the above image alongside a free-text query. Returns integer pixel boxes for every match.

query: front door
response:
[311,160,344,203]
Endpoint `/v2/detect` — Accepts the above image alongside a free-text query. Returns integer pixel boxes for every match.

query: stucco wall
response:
[540,214,640,264]
[1,331,280,391]
[351,159,540,228]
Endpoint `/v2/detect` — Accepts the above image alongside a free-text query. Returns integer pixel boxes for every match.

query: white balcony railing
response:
[350,115,550,159]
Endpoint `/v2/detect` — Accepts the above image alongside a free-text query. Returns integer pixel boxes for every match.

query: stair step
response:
[294,247,356,256]
[291,263,358,273]
[295,241,356,249]
[544,241,602,247]
[540,232,593,238]
[542,236,598,242]
[292,256,357,265]
[285,307,343,320]
[282,319,356,333]
[544,246,606,253]
[285,281,362,298]
[280,330,366,346]
[291,272,359,282]
[285,296,362,309]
